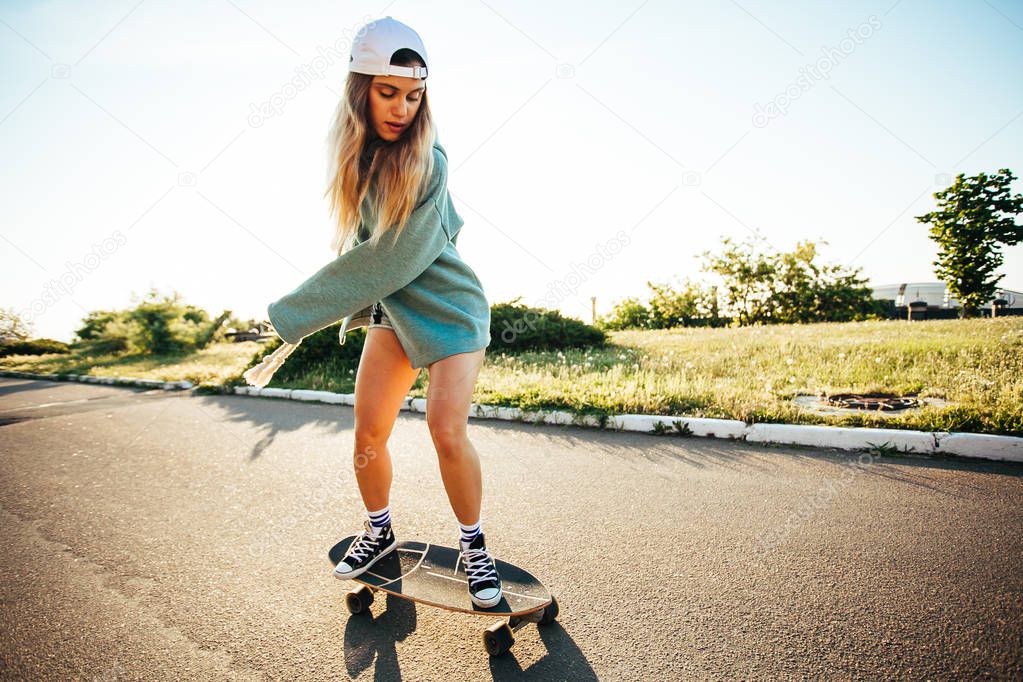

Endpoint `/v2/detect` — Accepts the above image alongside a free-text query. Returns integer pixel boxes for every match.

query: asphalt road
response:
[1,377,1021,680]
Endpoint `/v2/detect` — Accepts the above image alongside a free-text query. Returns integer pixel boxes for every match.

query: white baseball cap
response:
[349,16,429,80]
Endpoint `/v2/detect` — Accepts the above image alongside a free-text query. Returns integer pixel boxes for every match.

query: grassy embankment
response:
[3,318,1020,436]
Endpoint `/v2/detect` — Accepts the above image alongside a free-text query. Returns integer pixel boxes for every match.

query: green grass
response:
[0,340,265,387]
[3,318,1021,436]
[483,317,1019,436]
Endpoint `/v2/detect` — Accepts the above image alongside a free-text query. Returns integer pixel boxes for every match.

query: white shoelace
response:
[345,527,383,563]
[462,548,499,588]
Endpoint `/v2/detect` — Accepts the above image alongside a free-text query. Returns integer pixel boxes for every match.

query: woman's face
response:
[368,75,425,141]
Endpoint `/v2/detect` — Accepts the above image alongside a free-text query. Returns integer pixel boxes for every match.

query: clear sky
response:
[3,0,1022,342]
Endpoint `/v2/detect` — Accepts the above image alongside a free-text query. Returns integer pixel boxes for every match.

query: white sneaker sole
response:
[470,587,503,608]
[332,537,398,580]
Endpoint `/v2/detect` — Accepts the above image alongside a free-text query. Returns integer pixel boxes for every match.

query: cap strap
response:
[386,64,428,79]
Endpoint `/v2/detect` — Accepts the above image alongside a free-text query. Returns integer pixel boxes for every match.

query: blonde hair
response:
[324,49,436,255]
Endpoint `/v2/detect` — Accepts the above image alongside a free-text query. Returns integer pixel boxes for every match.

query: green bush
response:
[244,321,365,385]
[72,316,140,354]
[72,336,130,356]
[72,288,230,355]
[599,280,728,330]
[490,299,607,353]
[75,310,120,340]
[0,338,71,357]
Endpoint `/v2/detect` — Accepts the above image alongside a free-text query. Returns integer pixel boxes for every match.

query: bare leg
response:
[425,348,487,525]
[352,327,421,510]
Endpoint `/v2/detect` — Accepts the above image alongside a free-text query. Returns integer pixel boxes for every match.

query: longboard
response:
[328,536,559,656]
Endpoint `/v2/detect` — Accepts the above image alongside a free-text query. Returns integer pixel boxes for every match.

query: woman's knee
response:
[354,420,393,447]
[426,415,466,451]
[352,327,420,447]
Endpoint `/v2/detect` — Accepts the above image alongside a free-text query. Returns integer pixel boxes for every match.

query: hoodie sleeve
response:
[266,148,450,345]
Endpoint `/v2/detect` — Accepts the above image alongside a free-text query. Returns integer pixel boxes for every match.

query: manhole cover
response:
[791,393,948,418]
[824,393,919,411]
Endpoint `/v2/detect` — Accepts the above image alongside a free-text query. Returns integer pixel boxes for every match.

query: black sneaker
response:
[333,520,397,580]
[460,532,503,608]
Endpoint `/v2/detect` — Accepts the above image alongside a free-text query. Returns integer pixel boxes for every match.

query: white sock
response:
[368,505,391,535]
[459,519,481,546]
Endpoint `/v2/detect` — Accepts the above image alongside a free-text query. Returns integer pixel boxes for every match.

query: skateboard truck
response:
[483,595,560,656]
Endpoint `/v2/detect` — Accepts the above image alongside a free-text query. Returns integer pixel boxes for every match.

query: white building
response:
[870,281,1022,309]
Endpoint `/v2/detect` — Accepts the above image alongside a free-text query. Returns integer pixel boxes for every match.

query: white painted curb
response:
[2,369,1020,464]
[221,384,1023,464]
[745,423,938,454]
[936,432,1023,460]
[0,369,192,391]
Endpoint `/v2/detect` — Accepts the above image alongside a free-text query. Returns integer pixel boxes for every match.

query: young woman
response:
[244,16,500,608]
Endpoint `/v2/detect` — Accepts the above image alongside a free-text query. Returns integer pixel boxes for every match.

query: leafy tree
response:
[71,288,230,355]
[700,235,778,325]
[701,235,877,325]
[599,280,725,330]
[75,310,120,341]
[648,278,723,328]
[598,296,651,330]
[0,307,33,343]
[770,240,877,323]
[125,289,230,354]
[648,279,696,328]
[916,168,1023,317]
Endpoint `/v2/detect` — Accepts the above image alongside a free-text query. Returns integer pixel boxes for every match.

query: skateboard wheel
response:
[345,585,374,615]
[482,622,515,657]
[538,594,559,626]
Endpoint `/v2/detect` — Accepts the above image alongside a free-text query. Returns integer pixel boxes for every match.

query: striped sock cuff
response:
[459,520,481,543]
[368,505,391,529]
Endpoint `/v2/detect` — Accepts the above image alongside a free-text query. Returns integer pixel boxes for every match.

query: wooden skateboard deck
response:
[328,536,560,656]
[328,536,550,615]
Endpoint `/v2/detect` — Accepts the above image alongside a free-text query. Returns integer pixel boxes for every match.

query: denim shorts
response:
[367,301,393,330]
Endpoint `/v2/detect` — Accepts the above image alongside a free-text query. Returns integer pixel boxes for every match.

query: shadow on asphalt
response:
[195,390,1023,485]
[339,593,595,680]
[5,378,1018,493]
[342,593,416,679]
[489,621,597,680]
[0,377,71,399]
[0,378,174,427]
